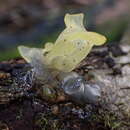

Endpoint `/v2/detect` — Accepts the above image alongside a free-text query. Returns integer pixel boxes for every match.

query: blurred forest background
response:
[0,0,129,61]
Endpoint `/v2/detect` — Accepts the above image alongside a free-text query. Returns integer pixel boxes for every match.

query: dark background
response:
[0,0,129,60]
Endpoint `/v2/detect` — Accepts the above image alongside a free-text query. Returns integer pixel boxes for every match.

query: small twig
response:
[120,87,130,90]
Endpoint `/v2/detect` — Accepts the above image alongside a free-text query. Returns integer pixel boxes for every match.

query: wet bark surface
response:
[0,44,130,130]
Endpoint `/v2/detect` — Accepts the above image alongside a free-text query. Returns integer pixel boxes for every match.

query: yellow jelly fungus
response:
[43,13,106,72]
[18,13,106,72]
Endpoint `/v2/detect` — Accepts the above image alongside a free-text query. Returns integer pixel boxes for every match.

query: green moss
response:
[91,110,121,130]
[0,31,61,61]
[0,48,19,61]
[96,16,129,43]
[35,113,62,130]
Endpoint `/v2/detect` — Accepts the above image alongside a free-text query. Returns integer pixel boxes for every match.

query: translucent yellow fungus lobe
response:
[43,13,106,72]
[18,13,106,73]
